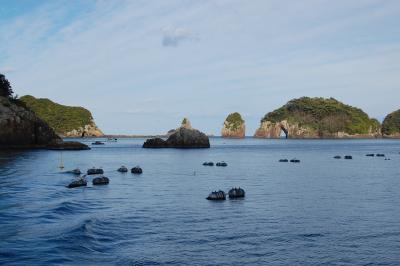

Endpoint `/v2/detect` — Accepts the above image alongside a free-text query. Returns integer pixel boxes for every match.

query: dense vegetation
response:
[0,74,13,98]
[20,95,93,135]
[262,97,380,135]
[382,109,400,136]
[225,112,244,130]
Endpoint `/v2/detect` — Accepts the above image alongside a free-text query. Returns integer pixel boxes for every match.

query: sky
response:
[0,0,400,135]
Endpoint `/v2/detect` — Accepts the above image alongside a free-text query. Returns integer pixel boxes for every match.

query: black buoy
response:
[67,178,87,188]
[118,166,128,173]
[206,190,226,200]
[376,154,385,157]
[366,154,374,157]
[228,187,245,199]
[290,159,300,163]
[216,161,228,167]
[92,176,110,185]
[131,166,143,174]
[344,155,353,160]
[87,168,104,175]
[333,156,341,159]
[279,159,289,162]
[203,162,214,166]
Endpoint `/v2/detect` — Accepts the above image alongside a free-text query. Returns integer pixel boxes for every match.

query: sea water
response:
[1,138,400,265]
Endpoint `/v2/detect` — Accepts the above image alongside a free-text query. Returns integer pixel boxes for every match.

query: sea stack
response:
[382,109,400,138]
[221,112,245,138]
[254,97,381,139]
[143,118,210,148]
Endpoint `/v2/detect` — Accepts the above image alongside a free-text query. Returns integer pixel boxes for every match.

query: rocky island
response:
[254,97,381,138]
[143,118,210,148]
[382,109,400,138]
[221,112,245,138]
[0,74,89,150]
[20,95,103,138]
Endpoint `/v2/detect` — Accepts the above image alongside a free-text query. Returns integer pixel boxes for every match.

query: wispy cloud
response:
[0,0,399,134]
[161,26,197,47]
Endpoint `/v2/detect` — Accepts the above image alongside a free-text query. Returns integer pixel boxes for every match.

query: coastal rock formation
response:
[20,95,103,138]
[0,96,88,150]
[166,118,192,136]
[0,96,61,147]
[181,118,192,129]
[143,123,210,149]
[382,109,400,138]
[254,97,381,139]
[221,112,245,138]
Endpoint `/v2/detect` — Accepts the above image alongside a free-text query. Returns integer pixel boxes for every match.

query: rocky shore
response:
[0,96,89,150]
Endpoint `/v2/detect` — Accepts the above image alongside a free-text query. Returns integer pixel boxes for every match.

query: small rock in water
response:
[118,166,128,173]
[376,154,385,157]
[279,159,289,162]
[131,166,143,174]
[92,176,110,185]
[290,159,300,163]
[203,162,214,166]
[87,168,104,175]
[216,161,228,167]
[206,190,226,200]
[366,154,375,157]
[344,155,353,160]
[228,187,245,199]
[333,156,341,159]
[67,178,87,188]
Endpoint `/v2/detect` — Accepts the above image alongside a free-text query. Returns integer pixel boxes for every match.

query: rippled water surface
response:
[1,138,400,265]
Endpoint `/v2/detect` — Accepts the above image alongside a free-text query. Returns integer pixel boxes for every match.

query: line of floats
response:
[64,152,394,200]
[64,161,245,200]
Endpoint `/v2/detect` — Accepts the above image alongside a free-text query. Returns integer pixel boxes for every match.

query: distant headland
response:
[1,73,400,149]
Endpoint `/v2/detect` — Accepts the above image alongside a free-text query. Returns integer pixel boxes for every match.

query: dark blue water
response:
[1,138,400,265]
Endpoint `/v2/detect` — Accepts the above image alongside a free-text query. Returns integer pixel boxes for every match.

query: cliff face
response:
[254,97,381,139]
[382,109,400,138]
[20,95,103,137]
[0,96,61,147]
[221,112,245,138]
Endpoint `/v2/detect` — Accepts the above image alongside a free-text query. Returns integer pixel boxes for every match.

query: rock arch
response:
[280,125,288,139]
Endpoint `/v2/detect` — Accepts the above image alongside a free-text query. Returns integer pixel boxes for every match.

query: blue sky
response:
[1,0,400,135]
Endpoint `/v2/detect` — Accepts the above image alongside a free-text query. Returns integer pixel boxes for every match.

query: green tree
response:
[0,74,13,98]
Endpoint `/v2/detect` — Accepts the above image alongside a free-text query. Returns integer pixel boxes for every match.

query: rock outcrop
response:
[181,118,192,129]
[0,96,89,150]
[20,95,103,138]
[166,118,192,136]
[382,109,400,138]
[143,121,210,149]
[221,112,245,138]
[254,97,381,139]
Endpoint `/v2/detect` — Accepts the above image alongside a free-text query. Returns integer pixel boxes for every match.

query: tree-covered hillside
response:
[20,95,94,135]
[261,97,380,135]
